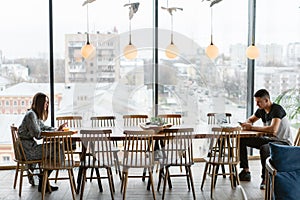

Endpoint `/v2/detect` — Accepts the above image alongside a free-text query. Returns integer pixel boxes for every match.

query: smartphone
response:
[238,121,243,126]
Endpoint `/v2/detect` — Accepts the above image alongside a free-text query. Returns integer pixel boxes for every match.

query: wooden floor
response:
[0,160,265,200]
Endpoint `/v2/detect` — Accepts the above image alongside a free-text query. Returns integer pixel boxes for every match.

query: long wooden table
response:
[70,125,271,141]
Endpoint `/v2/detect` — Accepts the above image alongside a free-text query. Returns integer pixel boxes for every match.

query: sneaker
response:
[260,179,266,190]
[239,170,251,181]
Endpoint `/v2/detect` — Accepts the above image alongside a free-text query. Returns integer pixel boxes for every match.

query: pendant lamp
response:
[123,2,140,60]
[162,4,183,59]
[206,7,219,59]
[81,1,96,60]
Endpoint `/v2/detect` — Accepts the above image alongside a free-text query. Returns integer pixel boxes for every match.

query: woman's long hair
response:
[31,92,49,121]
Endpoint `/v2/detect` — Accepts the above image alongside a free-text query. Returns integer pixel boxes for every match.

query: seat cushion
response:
[269,142,300,172]
[269,143,300,200]
[274,170,300,200]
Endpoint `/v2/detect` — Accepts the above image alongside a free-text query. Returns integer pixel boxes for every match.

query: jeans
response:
[239,136,290,179]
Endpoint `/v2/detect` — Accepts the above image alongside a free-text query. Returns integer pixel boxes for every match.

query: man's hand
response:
[240,122,253,130]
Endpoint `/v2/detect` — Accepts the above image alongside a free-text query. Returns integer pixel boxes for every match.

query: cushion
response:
[274,170,300,200]
[269,142,300,172]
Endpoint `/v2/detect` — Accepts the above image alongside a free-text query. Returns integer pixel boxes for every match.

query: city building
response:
[65,32,120,84]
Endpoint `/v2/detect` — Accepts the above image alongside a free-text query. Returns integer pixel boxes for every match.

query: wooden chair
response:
[90,116,121,181]
[265,157,276,200]
[41,131,76,200]
[55,116,82,182]
[207,113,232,125]
[11,125,42,196]
[56,115,82,128]
[207,112,232,178]
[121,130,156,200]
[79,129,115,200]
[157,128,196,200]
[294,128,300,146]
[157,114,182,125]
[123,114,148,126]
[91,116,116,127]
[201,126,241,199]
[156,114,182,172]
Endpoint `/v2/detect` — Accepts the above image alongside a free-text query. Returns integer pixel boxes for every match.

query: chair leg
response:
[234,165,240,186]
[54,170,59,183]
[210,165,216,199]
[13,163,19,189]
[19,166,24,197]
[41,170,48,200]
[70,169,77,193]
[221,164,226,178]
[148,168,156,200]
[188,166,196,200]
[228,164,235,189]
[162,167,169,200]
[167,167,172,189]
[142,167,147,182]
[155,161,159,173]
[201,162,209,190]
[76,165,83,194]
[114,152,122,180]
[80,168,87,200]
[265,172,270,200]
[122,172,129,200]
[120,169,127,193]
[107,168,115,200]
[185,166,191,191]
[90,168,94,182]
[95,168,103,192]
[68,169,76,200]
[157,167,164,191]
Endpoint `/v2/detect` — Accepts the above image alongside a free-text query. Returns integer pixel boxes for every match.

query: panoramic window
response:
[255,0,300,137]
[0,0,49,165]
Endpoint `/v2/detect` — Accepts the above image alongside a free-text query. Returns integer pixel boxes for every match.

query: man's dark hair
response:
[254,89,270,99]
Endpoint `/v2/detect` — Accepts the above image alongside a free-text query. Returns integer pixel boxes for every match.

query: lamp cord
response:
[86,4,90,44]
[128,0,132,44]
[171,15,174,44]
[210,7,213,45]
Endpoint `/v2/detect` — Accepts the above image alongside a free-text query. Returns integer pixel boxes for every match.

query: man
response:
[239,89,293,190]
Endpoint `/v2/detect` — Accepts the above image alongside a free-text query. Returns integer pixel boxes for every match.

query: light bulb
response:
[206,44,219,59]
[124,43,137,59]
[81,43,96,60]
[165,43,179,59]
[246,45,259,59]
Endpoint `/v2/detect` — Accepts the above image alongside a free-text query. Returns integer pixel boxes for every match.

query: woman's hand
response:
[57,122,68,131]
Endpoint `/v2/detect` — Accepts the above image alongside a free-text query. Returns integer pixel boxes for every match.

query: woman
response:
[18,92,66,192]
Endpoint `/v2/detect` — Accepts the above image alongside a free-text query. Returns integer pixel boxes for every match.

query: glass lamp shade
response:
[81,43,96,60]
[123,44,137,60]
[206,44,219,59]
[246,45,259,59]
[165,43,179,59]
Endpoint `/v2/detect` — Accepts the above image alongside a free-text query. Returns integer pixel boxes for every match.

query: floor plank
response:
[0,160,265,199]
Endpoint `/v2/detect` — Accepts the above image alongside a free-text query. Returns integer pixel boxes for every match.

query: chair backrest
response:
[157,114,182,125]
[207,113,232,125]
[294,128,300,146]
[122,130,155,168]
[161,128,194,166]
[91,116,116,128]
[11,125,27,161]
[209,127,241,164]
[123,115,148,126]
[56,116,82,128]
[41,131,75,170]
[80,129,114,167]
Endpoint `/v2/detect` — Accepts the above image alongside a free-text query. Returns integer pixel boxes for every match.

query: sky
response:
[0,0,299,59]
